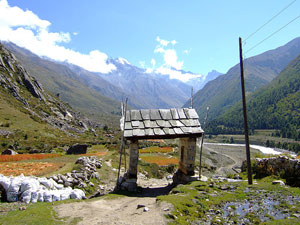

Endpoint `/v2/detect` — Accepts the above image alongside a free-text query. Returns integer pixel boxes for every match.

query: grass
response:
[158,178,300,224]
[0,200,84,225]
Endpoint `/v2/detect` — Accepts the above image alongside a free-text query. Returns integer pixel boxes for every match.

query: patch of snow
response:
[116,57,130,65]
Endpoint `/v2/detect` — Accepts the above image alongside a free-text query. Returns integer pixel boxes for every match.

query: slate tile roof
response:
[123,108,203,139]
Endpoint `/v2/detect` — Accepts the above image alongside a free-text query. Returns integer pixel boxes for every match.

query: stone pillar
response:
[128,139,139,179]
[179,137,196,175]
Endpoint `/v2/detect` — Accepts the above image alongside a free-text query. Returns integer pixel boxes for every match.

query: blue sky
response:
[0,0,300,80]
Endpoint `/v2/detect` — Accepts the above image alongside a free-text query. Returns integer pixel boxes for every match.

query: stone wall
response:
[243,156,300,187]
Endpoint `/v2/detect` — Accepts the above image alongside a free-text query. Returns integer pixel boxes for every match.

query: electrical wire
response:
[245,14,300,54]
[243,0,297,43]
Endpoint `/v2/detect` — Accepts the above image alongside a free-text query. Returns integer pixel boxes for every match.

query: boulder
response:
[66,144,88,155]
[272,180,285,186]
[1,149,17,155]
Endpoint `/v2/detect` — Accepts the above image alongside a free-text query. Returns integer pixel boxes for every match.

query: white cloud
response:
[154,46,164,54]
[139,61,145,68]
[145,68,153,73]
[151,58,156,67]
[183,49,191,55]
[0,0,115,73]
[154,37,183,70]
[73,32,78,36]
[163,49,183,70]
[146,36,203,82]
[156,36,169,46]
[171,40,177,45]
[154,67,203,82]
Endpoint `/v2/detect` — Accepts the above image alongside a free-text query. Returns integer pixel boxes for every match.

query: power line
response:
[245,14,300,54]
[244,0,297,43]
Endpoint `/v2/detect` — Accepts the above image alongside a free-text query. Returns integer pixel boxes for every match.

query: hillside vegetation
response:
[186,37,300,122]
[207,53,300,148]
[3,42,122,126]
[0,43,101,152]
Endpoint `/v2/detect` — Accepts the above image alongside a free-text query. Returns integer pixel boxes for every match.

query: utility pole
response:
[199,106,209,179]
[239,37,253,185]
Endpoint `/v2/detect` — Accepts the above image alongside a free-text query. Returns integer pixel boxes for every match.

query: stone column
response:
[128,139,139,179]
[179,137,196,175]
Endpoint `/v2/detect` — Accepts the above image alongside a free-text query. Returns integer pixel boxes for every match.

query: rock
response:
[78,182,87,188]
[51,175,59,182]
[57,179,64,184]
[29,149,40,154]
[272,180,285,186]
[163,208,170,211]
[234,174,242,180]
[1,149,17,155]
[70,189,85,200]
[200,175,208,182]
[67,144,88,155]
[166,175,173,180]
[220,185,230,190]
[19,206,26,211]
[137,204,145,209]
[64,182,72,187]
[292,213,300,219]
[88,190,104,199]
[143,207,149,212]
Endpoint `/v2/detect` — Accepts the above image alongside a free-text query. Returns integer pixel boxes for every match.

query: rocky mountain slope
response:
[3,42,122,124]
[0,43,95,148]
[97,59,192,109]
[185,37,300,122]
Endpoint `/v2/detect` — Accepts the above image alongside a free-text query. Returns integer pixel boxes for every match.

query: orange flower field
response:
[139,147,173,154]
[0,153,61,162]
[0,162,64,176]
[140,155,178,166]
[80,151,108,156]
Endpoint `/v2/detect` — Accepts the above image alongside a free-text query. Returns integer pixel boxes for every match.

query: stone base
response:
[116,173,138,192]
[172,169,199,184]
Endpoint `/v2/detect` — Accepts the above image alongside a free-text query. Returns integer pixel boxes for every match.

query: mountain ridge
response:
[207,52,300,140]
[185,37,300,122]
[3,42,122,125]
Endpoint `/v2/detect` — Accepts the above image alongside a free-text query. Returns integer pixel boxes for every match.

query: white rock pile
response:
[0,156,102,203]
[0,174,85,203]
[48,156,102,188]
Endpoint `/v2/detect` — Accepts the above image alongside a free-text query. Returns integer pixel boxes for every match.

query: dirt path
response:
[201,143,260,176]
[55,176,173,225]
[55,159,173,225]
[54,143,260,224]
[204,145,237,175]
[55,195,172,225]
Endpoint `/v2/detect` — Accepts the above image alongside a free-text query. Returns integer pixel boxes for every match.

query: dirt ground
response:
[202,143,260,176]
[54,143,261,224]
[55,177,173,225]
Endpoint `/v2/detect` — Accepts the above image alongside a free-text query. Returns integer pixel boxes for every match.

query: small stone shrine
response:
[119,108,204,191]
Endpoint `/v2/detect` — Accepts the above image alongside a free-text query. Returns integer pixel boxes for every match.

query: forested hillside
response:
[208,53,300,142]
